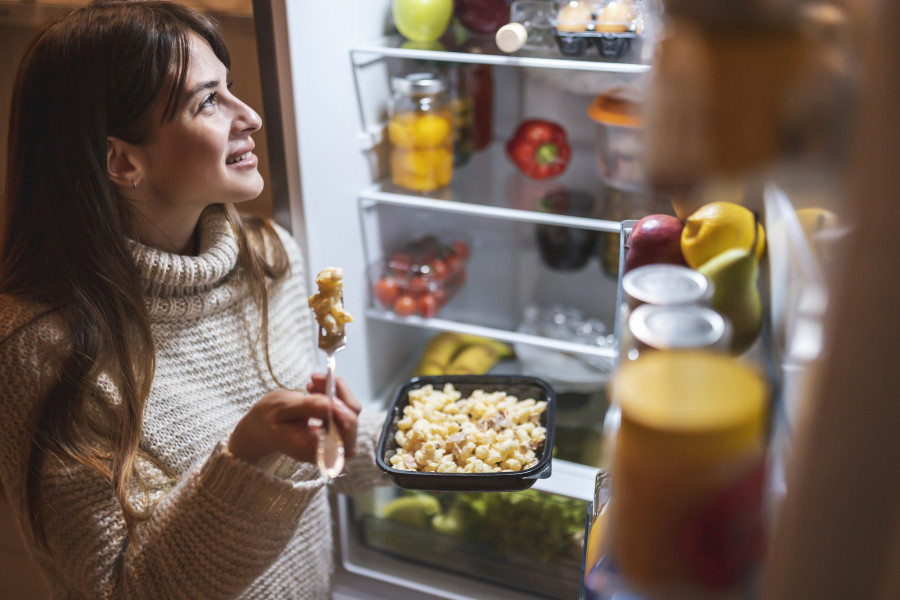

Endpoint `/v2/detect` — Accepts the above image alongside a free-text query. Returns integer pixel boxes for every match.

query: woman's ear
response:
[107,136,143,188]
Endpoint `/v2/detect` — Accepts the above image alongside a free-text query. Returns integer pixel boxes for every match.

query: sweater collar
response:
[129,206,240,299]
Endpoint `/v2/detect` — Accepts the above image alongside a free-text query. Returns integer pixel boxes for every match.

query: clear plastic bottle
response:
[388,73,454,193]
[495,0,556,53]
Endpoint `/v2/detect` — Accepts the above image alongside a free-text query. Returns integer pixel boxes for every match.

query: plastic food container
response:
[369,234,470,319]
[588,94,645,191]
[376,375,556,492]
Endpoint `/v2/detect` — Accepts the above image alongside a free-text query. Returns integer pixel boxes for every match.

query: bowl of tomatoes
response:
[369,234,470,319]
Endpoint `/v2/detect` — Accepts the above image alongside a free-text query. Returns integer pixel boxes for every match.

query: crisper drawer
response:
[343,486,589,599]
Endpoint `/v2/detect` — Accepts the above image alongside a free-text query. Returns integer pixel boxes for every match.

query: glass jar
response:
[446,65,474,167]
[388,72,454,193]
[589,351,769,599]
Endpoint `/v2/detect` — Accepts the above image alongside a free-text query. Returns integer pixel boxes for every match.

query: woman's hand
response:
[228,376,360,468]
[306,373,362,458]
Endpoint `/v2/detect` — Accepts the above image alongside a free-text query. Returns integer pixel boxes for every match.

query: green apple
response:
[392,0,453,43]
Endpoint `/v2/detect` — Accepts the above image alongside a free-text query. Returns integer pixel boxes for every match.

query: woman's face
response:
[135,33,264,215]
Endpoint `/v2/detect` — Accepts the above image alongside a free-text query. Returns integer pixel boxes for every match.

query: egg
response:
[556,0,592,32]
[597,0,634,33]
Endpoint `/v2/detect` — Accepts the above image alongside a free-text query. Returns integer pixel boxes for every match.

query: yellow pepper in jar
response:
[388,73,455,193]
[389,112,453,149]
[389,109,454,193]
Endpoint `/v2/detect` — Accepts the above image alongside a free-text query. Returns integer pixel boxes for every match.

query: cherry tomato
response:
[388,251,414,275]
[429,258,449,281]
[394,294,417,317]
[406,274,430,296]
[374,277,400,308]
[432,287,448,308]
[444,253,463,275]
[452,240,470,261]
[418,293,439,318]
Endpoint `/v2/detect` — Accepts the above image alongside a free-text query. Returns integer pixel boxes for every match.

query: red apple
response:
[455,0,509,35]
[624,214,687,272]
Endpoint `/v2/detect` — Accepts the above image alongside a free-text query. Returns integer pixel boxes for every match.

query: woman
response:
[0,1,385,598]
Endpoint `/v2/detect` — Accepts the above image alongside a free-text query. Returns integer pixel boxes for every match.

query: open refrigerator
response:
[251,0,867,598]
[256,1,667,597]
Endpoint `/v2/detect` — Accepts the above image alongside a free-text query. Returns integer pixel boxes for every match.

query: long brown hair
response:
[1,0,288,550]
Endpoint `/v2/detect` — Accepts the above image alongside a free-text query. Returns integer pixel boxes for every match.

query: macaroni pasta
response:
[388,383,548,474]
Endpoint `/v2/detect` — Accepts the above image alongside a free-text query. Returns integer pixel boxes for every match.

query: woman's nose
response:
[234,98,262,134]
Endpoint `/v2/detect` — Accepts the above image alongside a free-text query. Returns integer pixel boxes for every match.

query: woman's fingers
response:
[306,374,361,414]
[334,376,361,413]
[332,399,359,457]
[270,392,330,423]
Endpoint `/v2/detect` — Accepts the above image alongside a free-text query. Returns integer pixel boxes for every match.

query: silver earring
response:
[131,179,137,189]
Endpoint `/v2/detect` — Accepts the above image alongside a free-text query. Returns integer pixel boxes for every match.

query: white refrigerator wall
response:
[280,0,640,402]
[283,0,394,397]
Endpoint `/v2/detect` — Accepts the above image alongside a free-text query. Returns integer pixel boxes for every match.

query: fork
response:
[317,334,346,479]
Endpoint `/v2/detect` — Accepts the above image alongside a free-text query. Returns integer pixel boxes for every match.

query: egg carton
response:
[552,0,644,58]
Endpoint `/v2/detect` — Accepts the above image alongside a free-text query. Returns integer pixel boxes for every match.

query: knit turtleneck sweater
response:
[0,206,387,599]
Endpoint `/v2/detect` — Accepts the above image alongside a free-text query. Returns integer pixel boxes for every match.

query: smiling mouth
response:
[226,151,252,165]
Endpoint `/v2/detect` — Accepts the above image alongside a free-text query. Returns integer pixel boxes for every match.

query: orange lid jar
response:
[587,94,646,192]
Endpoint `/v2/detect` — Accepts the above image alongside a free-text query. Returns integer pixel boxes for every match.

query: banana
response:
[415,332,467,376]
[444,343,505,375]
[415,332,515,376]
[455,334,514,360]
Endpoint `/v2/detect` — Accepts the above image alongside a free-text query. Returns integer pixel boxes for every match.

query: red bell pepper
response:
[506,119,572,180]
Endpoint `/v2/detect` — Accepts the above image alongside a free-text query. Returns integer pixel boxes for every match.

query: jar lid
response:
[392,72,446,95]
[587,94,643,127]
[628,303,729,351]
[612,350,768,435]
[622,264,712,307]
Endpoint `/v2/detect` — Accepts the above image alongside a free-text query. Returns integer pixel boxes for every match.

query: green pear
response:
[698,246,762,354]
[380,494,441,528]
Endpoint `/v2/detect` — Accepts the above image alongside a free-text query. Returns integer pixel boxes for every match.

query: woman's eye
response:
[200,91,218,110]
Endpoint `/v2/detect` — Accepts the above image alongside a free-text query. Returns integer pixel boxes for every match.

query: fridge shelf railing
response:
[359,186,621,232]
[359,140,624,232]
[351,34,652,73]
[365,308,618,360]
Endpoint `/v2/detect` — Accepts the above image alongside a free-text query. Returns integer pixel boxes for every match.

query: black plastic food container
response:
[376,375,556,492]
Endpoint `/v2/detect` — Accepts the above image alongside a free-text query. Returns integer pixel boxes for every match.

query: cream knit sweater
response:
[0,206,387,599]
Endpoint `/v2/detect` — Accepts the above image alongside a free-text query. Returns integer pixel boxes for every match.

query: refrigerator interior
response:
[276,1,663,597]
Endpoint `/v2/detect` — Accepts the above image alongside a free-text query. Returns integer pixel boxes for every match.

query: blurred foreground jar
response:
[389,73,454,193]
[591,351,769,598]
[645,0,854,200]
